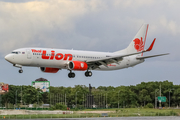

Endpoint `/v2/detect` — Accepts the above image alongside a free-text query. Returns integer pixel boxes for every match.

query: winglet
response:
[146,38,156,51]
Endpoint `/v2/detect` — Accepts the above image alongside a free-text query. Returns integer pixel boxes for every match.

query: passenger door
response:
[26,49,32,59]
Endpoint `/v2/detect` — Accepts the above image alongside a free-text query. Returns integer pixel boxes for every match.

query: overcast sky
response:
[0,0,179,87]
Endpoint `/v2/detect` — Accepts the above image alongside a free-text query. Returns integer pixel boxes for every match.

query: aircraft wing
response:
[86,51,144,69]
[86,38,157,69]
[136,53,169,60]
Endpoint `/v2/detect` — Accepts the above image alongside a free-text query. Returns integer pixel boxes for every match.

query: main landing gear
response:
[19,68,23,73]
[85,71,92,77]
[68,71,75,78]
[68,70,92,78]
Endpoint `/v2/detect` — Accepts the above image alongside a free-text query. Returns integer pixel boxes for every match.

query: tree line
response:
[1,80,180,108]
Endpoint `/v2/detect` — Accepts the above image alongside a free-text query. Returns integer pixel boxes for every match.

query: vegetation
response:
[50,103,67,110]
[1,80,180,109]
[145,103,154,108]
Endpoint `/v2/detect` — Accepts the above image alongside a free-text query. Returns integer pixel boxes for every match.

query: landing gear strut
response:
[13,64,23,73]
[85,71,92,77]
[68,71,75,78]
[19,68,23,73]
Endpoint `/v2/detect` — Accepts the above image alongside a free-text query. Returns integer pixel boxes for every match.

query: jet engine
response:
[68,61,88,71]
[40,67,59,73]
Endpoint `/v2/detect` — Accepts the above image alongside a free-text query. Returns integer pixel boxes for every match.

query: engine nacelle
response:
[68,61,88,71]
[40,67,59,73]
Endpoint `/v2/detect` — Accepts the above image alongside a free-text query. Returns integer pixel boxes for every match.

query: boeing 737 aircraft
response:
[5,24,168,78]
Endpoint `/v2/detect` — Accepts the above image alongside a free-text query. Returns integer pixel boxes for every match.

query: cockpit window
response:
[12,51,20,54]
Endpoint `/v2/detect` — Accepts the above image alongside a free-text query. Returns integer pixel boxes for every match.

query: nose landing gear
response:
[19,68,23,73]
[85,71,92,77]
[13,64,23,73]
[68,71,75,78]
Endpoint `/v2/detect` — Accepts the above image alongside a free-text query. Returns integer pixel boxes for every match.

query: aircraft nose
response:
[5,54,10,61]
[5,54,13,63]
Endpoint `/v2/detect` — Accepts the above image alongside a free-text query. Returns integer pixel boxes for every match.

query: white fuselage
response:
[4,24,168,78]
[5,48,144,71]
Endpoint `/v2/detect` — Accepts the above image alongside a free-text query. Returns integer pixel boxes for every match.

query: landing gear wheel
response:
[85,71,92,77]
[68,73,72,78]
[68,72,75,78]
[19,69,23,73]
[71,73,75,78]
[88,71,92,77]
[85,71,89,77]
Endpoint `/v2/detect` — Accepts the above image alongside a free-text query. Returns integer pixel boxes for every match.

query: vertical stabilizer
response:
[126,24,149,55]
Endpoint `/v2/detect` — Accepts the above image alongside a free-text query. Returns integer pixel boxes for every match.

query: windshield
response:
[11,51,20,54]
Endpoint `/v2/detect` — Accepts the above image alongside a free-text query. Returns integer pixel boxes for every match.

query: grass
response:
[0,108,179,119]
[80,108,180,116]
[0,113,100,119]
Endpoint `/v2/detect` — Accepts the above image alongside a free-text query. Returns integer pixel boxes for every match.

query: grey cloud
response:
[0,0,179,87]
[0,0,179,61]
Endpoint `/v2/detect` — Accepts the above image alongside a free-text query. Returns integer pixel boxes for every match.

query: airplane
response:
[5,24,168,78]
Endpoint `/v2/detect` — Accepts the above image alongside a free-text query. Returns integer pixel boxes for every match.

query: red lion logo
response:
[133,37,144,52]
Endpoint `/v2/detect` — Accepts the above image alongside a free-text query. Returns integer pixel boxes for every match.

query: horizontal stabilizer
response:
[136,53,169,60]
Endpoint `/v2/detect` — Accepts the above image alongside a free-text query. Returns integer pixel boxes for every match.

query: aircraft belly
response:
[95,61,128,71]
[96,58,144,71]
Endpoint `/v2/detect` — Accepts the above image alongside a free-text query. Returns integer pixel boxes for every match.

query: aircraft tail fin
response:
[126,24,149,55]
[115,24,149,56]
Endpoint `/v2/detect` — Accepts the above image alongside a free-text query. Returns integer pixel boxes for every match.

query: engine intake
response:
[68,61,88,71]
[40,67,59,73]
